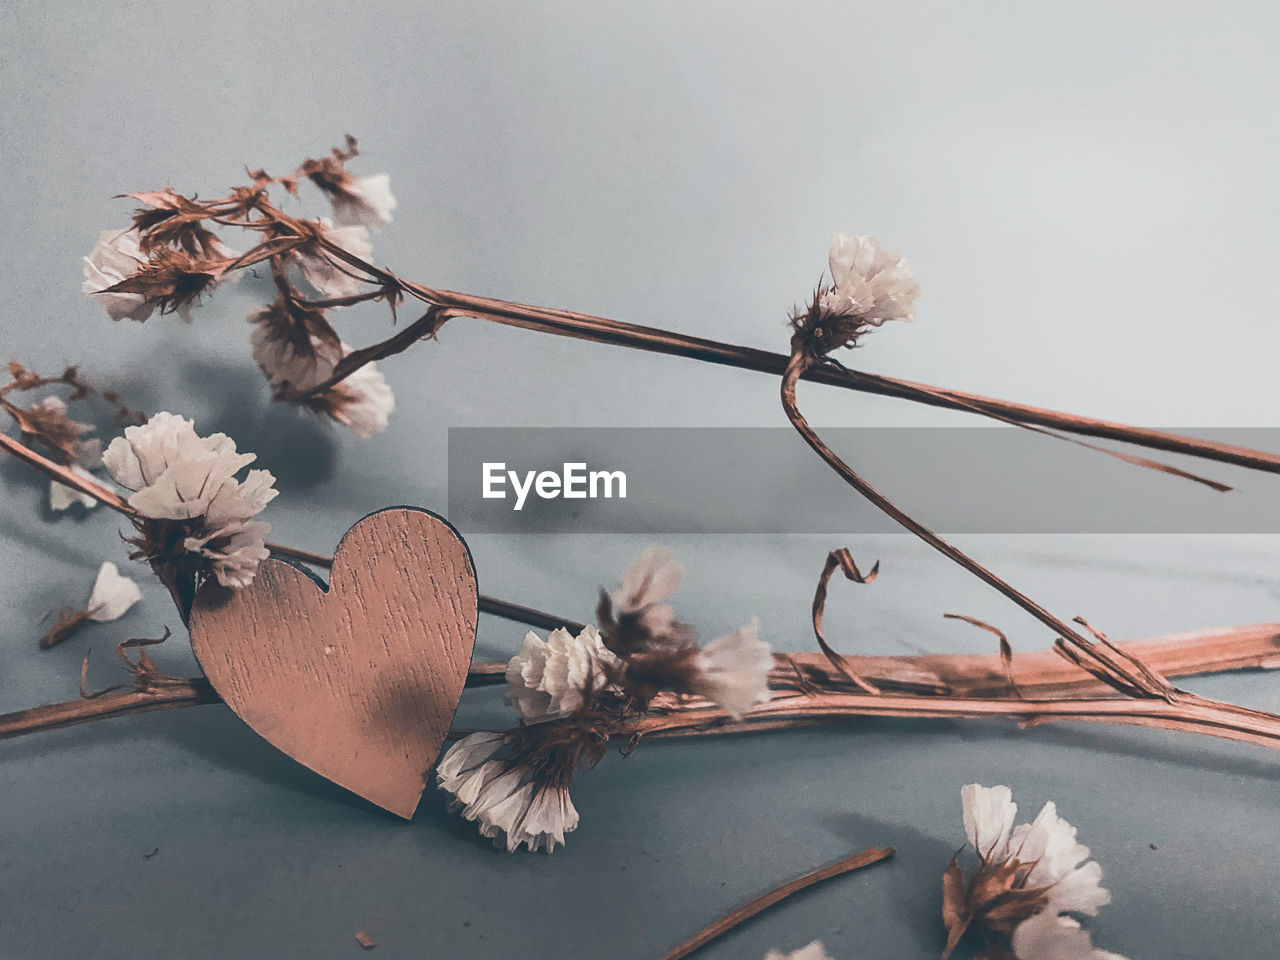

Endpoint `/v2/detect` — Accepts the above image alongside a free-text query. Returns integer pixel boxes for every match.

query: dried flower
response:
[687,618,772,718]
[40,560,141,647]
[821,233,919,326]
[763,942,835,960]
[790,233,919,357]
[87,561,142,621]
[598,546,693,654]
[330,174,397,230]
[944,785,1119,960]
[82,229,155,322]
[319,357,394,438]
[1012,912,1129,960]
[103,412,277,589]
[293,218,374,299]
[250,317,342,396]
[505,624,620,722]
[435,732,579,853]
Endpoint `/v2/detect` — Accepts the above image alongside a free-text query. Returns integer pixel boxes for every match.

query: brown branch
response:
[779,352,1157,690]
[2,622,1276,743]
[329,282,1280,477]
[657,846,895,960]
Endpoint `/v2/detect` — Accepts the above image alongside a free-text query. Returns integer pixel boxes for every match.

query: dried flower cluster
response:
[437,546,773,852]
[789,232,920,358]
[0,362,141,511]
[80,138,398,438]
[103,413,277,605]
[943,784,1126,960]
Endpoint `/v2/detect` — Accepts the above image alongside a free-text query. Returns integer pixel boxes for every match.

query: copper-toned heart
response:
[188,507,478,818]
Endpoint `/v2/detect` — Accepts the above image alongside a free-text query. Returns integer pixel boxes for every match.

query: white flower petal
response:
[505,624,619,722]
[86,561,141,622]
[691,617,772,718]
[49,465,101,511]
[332,174,397,230]
[1012,911,1129,960]
[822,232,919,326]
[961,783,1018,863]
[613,546,683,615]
[763,942,835,960]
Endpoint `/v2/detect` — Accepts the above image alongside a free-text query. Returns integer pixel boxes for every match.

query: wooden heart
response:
[189,507,478,818]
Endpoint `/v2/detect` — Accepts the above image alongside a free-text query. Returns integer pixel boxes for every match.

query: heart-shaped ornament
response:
[189,507,478,818]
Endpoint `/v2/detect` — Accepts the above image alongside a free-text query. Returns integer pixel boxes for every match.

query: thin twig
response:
[657,846,895,960]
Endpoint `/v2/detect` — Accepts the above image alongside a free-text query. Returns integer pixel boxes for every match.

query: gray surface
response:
[2,2,1279,957]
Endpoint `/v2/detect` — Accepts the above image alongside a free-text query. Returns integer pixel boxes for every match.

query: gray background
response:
[1,2,1278,958]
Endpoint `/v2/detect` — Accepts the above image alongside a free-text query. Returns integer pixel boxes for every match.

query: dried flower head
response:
[790,233,919,357]
[250,304,395,438]
[315,357,395,439]
[291,218,374,299]
[83,229,237,322]
[505,624,621,722]
[330,174,397,231]
[943,785,1120,960]
[82,230,156,322]
[103,412,277,591]
[763,942,835,960]
[686,617,773,718]
[597,546,693,654]
[435,732,580,853]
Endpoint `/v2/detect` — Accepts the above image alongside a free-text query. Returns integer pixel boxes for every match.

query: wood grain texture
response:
[189,508,478,818]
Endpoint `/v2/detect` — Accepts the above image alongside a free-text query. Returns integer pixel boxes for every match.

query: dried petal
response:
[86,561,142,622]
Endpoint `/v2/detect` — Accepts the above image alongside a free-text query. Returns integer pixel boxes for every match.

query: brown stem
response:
[0,431,131,513]
[282,275,1280,476]
[779,352,1155,688]
[635,688,1280,750]
[2,623,1275,743]
[657,846,895,960]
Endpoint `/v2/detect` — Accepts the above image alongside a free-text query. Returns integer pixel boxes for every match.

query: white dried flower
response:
[819,233,919,326]
[250,323,341,395]
[947,785,1119,960]
[332,173,397,231]
[1013,912,1129,960]
[325,358,395,439]
[295,218,374,299]
[102,412,277,588]
[506,624,620,722]
[436,732,579,853]
[82,229,155,322]
[763,942,835,960]
[86,561,142,621]
[689,617,772,718]
[612,545,684,638]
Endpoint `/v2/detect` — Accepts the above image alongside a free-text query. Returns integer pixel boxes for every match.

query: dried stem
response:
[656,845,896,960]
[779,352,1160,686]
[280,277,1280,477]
[2,622,1275,743]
